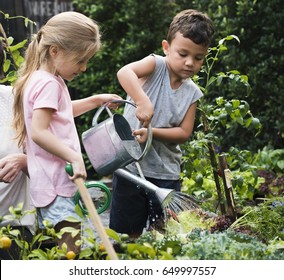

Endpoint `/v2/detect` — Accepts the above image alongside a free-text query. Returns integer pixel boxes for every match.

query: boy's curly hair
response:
[167,9,214,47]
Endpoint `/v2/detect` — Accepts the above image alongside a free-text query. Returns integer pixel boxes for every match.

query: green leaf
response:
[225,102,233,114]
[24,17,29,27]
[239,104,249,117]
[127,243,140,254]
[232,99,240,108]
[28,249,48,260]
[14,238,25,249]
[64,215,81,223]
[229,70,240,75]
[207,76,217,87]
[159,251,175,260]
[245,117,252,128]
[6,36,14,45]
[9,39,27,51]
[105,228,121,242]
[3,59,11,72]
[251,117,261,129]
[215,97,224,106]
[79,247,93,259]
[276,160,284,171]
[216,75,223,85]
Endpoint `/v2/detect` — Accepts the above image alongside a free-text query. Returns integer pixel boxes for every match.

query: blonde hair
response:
[13,11,101,146]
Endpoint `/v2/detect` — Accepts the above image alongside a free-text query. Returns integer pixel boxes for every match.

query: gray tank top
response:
[124,54,203,180]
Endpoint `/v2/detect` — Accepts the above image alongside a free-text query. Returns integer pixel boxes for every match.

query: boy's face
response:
[162,32,208,80]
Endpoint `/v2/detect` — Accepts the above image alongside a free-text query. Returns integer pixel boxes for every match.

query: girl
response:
[13,11,121,253]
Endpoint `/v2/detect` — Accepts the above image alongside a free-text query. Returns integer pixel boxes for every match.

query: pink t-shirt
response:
[23,70,80,207]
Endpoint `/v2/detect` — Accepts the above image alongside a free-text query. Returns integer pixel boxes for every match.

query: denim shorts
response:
[109,172,181,234]
[37,195,82,229]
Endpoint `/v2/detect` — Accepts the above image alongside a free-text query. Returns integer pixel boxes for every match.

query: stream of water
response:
[162,192,200,220]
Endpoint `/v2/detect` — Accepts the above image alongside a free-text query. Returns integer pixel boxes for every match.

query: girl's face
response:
[162,32,208,82]
[49,46,92,81]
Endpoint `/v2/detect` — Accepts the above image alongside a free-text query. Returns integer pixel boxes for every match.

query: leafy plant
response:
[181,36,263,215]
[165,209,215,235]
[179,229,283,260]
[0,11,36,84]
[230,197,284,243]
[253,147,284,175]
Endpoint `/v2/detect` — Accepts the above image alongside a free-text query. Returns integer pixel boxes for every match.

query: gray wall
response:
[0,0,74,42]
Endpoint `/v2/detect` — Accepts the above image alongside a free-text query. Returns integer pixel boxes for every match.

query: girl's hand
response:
[69,156,87,181]
[132,128,148,143]
[99,94,123,109]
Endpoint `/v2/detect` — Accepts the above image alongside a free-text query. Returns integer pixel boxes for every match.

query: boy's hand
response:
[135,100,154,128]
[132,128,148,143]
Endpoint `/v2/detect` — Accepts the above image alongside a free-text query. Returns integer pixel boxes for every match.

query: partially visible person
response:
[13,11,122,254]
[110,9,214,238]
[0,39,36,259]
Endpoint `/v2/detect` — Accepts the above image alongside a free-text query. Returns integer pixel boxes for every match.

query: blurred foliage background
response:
[1,0,283,179]
[68,0,283,153]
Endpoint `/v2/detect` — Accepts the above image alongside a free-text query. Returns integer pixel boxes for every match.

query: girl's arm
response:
[31,108,86,180]
[117,55,155,128]
[72,94,122,117]
[133,102,198,144]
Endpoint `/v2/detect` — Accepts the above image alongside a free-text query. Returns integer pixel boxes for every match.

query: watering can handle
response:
[92,99,135,125]
[91,99,152,161]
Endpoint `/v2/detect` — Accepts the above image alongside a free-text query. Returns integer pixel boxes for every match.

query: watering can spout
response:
[156,188,175,205]
[115,168,157,192]
[115,168,176,205]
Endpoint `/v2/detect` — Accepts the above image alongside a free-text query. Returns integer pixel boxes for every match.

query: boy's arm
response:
[133,102,198,144]
[117,56,155,127]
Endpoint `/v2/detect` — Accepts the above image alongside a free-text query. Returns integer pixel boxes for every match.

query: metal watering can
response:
[80,100,199,221]
[82,100,152,176]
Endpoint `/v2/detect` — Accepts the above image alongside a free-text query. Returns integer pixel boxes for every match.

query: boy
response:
[110,9,214,238]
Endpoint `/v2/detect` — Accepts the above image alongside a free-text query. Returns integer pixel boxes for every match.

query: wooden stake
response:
[218,154,237,220]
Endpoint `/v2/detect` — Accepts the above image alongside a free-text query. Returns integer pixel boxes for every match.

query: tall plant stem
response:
[201,111,226,214]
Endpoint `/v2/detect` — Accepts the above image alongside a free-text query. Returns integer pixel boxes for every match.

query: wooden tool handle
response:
[74,177,118,260]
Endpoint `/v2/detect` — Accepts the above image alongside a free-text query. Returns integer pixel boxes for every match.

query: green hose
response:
[65,163,112,215]
[74,181,111,215]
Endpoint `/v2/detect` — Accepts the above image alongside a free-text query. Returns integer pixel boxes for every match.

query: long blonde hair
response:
[13,11,101,146]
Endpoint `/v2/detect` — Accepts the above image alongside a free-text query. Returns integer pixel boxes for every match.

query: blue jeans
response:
[37,195,81,229]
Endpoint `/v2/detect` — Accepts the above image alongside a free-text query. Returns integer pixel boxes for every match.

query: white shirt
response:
[0,85,35,232]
